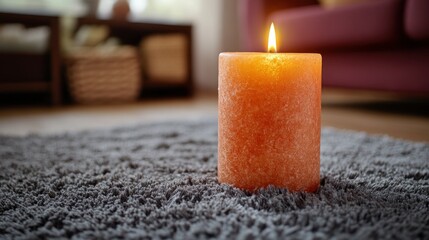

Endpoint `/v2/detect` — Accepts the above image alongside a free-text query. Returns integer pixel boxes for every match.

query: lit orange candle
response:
[218,23,322,192]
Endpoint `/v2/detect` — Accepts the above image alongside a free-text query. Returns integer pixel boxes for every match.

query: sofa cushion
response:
[404,0,429,41]
[270,0,403,51]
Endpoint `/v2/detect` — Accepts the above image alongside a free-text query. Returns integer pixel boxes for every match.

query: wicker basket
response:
[140,34,187,84]
[66,46,141,104]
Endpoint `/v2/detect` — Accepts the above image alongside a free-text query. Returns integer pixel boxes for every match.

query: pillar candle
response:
[218,24,322,192]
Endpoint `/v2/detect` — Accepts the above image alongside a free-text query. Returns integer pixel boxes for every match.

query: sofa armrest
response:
[238,0,265,51]
[238,0,319,51]
[270,0,403,52]
[405,0,429,41]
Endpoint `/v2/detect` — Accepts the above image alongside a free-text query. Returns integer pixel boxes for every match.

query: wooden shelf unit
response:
[74,17,194,97]
[0,11,61,105]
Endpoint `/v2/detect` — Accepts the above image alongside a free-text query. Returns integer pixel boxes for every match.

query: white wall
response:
[193,0,240,92]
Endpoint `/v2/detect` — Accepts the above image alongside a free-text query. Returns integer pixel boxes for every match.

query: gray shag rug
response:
[0,121,428,240]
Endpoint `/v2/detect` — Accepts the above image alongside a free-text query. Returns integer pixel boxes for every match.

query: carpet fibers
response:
[0,121,428,239]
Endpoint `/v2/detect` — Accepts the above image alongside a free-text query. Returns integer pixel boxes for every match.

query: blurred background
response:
[0,0,428,141]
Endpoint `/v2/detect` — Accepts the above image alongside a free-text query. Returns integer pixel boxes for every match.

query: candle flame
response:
[268,22,277,53]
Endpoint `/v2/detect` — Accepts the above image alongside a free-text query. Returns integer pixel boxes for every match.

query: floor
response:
[0,89,428,142]
[321,89,429,142]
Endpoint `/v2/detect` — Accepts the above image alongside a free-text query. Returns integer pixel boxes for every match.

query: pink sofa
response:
[239,0,429,94]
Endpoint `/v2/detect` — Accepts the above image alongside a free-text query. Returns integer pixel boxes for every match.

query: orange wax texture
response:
[218,52,322,192]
